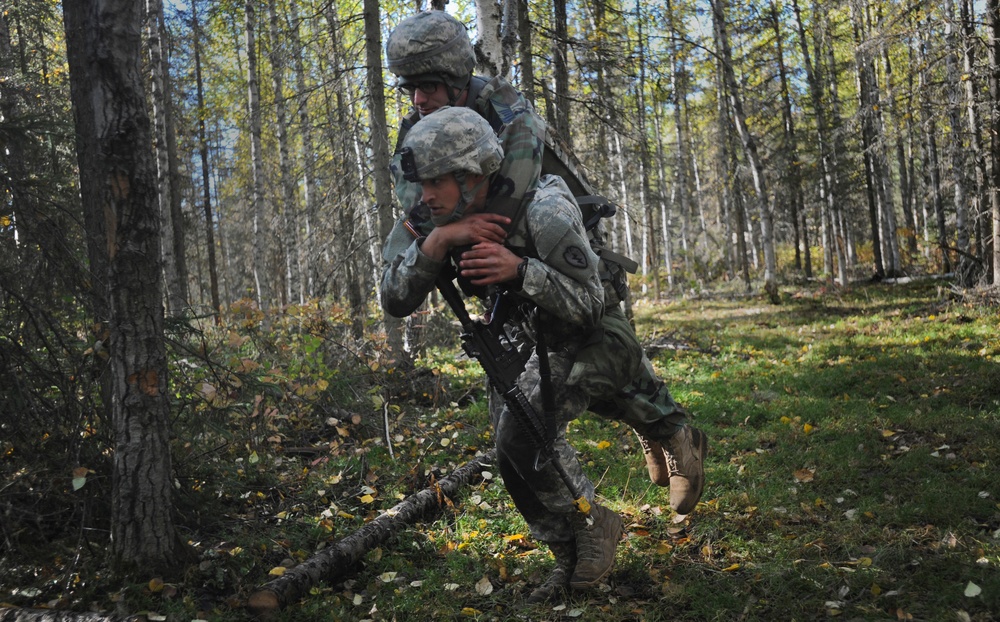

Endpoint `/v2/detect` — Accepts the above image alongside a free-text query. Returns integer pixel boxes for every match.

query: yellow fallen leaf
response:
[859,557,873,567]
[871,583,882,596]
[882,429,896,438]
[268,566,286,577]
[655,541,673,555]
[722,563,740,571]
[503,534,525,542]
[461,608,481,617]
[360,494,375,504]
[148,578,164,593]
[780,416,792,425]
[597,440,612,450]
[803,423,814,435]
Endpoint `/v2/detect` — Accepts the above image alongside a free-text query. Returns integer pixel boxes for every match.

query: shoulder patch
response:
[564,246,588,269]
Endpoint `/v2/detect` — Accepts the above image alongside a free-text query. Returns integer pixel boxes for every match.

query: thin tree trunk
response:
[635,0,659,299]
[988,0,1000,282]
[667,0,689,283]
[793,0,840,284]
[961,0,988,282]
[191,0,221,322]
[771,1,810,277]
[917,23,952,273]
[517,0,534,103]
[850,0,885,279]
[289,0,317,299]
[147,0,187,315]
[363,0,404,352]
[945,0,972,282]
[711,0,779,303]
[266,0,299,306]
[245,0,269,309]
[552,0,571,148]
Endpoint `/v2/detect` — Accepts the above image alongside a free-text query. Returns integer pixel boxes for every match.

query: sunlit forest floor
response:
[2,279,999,621]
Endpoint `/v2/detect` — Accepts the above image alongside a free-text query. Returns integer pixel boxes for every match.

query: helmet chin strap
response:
[445,76,471,106]
[430,172,491,227]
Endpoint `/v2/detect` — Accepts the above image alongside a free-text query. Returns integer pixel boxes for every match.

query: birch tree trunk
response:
[475,0,504,78]
[62,0,183,572]
[710,0,780,303]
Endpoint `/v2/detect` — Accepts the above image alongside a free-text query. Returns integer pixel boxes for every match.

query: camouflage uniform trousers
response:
[488,308,689,544]
[489,341,595,544]
[565,304,690,446]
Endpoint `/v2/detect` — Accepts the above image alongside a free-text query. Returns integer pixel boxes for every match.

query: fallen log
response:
[246,448,496,618]
[0,609,142,622]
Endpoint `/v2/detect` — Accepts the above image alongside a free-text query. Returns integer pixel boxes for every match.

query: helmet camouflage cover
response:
[386,11,476,88]
[399,107,503,182]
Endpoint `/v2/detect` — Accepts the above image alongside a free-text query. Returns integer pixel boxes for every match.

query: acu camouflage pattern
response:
[389,75,545,232]
[397,107,502,181]
[385,11,476,87]
[380,64,691,542]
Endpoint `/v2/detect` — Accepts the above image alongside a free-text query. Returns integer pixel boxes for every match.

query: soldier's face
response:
[411,82,468,117]
[420,175,462,219]
[419,173,487,219]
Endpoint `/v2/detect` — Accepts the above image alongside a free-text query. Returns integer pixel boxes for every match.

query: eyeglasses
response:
[398,81,442,96]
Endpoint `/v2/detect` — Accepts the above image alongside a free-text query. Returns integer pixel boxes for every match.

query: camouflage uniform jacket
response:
[380,174,605,345]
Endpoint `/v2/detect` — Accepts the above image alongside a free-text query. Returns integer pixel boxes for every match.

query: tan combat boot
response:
[568,503,622,589]
[664,425,708,515]
[526,540,576,604]
[636,432,670,486]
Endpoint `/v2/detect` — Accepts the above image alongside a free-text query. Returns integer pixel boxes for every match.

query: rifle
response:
[435,271,592,516]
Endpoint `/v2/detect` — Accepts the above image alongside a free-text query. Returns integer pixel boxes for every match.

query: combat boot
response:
[526,540,576,604]
[636,432,670,486]
[568,503,622,589]
[664,425,708,515]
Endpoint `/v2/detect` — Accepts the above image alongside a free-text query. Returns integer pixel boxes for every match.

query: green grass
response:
[306,281,998,622]
[2,281,998,621]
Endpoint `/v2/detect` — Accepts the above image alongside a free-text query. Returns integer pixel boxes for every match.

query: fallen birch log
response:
[0,609,142,622]
[246,448,497,617]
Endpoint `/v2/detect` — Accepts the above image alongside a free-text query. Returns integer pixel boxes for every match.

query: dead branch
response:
[246,448,497,618]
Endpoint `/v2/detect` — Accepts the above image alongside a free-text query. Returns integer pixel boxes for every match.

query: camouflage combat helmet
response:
[399,107,503,225]
[386,11,476,91]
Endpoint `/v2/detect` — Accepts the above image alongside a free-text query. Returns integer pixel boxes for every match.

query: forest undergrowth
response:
[1,280,999,621]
